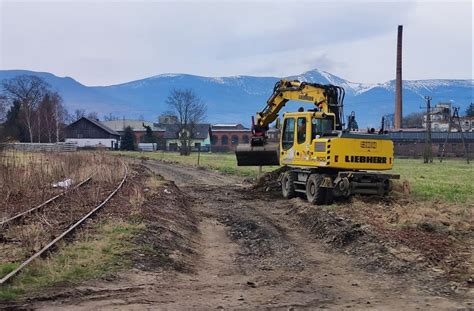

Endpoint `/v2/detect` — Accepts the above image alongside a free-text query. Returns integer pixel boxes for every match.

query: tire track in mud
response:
[31,160,470,310]
[142,160,469,310]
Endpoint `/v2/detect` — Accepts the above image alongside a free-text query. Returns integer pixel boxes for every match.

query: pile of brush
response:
[252,166,289,192]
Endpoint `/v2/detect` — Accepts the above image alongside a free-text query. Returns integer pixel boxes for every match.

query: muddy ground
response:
[26,159,474,309]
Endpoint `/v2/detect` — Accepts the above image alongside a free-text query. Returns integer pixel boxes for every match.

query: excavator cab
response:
[280,111,336,166]
[235,111,335,167]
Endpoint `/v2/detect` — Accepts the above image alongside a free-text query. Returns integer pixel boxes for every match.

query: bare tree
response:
[38,92,68,142]
[382,113,395,129]
[73,109,86,121]
[0,95,7,123]
[166,89,206,155]
[403,112,424,128]
[87,111,99,120]
[0,95,7,143]
[2,75,50,142]
[103,113,119,121]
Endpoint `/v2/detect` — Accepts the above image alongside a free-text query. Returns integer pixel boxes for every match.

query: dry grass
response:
[0,150,124,220]
[0,150,127,279]
[348,195,472,232]
[334,194,473,277]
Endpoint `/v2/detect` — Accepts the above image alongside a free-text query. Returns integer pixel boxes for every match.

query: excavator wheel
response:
[306,174,331,205]
[281,171,296,199]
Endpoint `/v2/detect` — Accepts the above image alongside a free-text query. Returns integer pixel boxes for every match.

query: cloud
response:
[0,0,471,85]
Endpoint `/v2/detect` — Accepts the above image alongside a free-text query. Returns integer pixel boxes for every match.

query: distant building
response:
[102,119,165,143]
[388,130,474,158]
[422,103,451,131]
[267,127,280,143]
[422,102,474,132]
[211,124,251,152]
[65,117,120,148]
[157,123,212,152]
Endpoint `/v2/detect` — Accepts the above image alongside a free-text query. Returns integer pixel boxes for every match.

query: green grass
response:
[116,151,473,204]
[0,221,144,301]
[390,158,473,203]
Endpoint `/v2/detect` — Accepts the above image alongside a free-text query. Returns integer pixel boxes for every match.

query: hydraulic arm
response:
[251,80,345,146]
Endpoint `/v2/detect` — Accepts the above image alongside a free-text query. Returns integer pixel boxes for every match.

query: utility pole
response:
[440,107,470,164]
[197,144,201,166]
[422,96,433,163]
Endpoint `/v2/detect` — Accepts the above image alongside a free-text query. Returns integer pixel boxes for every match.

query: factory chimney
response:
[394,25,403,129]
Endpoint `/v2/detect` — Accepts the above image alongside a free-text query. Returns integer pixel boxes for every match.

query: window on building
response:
[211,135,218,145]
[282,118,295,150]
[221,135,228,145]
[231,135,239,145]
[242,135,249,144]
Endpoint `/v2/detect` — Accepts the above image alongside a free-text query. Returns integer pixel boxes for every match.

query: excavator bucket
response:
[235,144,280,166]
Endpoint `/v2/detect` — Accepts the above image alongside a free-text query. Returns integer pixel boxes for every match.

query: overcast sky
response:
[0,0,472,86]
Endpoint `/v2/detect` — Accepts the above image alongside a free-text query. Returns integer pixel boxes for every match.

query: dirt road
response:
[34,160,471,310]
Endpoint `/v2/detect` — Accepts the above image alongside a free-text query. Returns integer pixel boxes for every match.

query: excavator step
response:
[235,144,280,166]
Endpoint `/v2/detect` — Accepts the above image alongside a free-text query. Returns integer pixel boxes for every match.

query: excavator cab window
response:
[297,117,307,144]
[311,117,334,139]
[282,118,295,150]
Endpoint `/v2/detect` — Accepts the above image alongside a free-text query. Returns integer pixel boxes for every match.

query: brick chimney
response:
[394,25,403,129]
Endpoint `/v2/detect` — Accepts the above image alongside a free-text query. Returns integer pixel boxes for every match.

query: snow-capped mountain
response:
[0,69,472,127]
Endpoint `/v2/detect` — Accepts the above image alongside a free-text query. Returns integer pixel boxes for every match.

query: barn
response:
[65,117,120,149]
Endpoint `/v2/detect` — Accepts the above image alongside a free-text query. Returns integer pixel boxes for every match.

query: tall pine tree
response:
[4,101,28,142]
[466,103,474,117]
[142,124,156,143]
[120,126,136,150]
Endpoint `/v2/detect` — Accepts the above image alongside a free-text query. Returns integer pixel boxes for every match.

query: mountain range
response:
[0,69,472,127]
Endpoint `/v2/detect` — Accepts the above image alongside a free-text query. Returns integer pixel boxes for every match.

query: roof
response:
[160,123,211,139]
[68,117,120,136]
[102,119,165,132]
[213,123,241,127]
[212,123,249,131]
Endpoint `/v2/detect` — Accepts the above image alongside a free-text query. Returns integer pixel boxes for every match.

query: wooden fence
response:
[0,142,77,152]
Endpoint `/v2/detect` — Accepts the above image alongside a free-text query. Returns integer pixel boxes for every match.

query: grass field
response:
[118,151,473,204]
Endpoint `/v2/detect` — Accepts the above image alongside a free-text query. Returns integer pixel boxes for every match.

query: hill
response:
[0,69,472,127]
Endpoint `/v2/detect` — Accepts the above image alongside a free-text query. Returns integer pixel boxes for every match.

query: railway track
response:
[0,163,128,285]
[0,175,93,228]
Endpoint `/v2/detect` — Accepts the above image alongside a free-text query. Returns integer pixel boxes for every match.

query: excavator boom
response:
[254,80,345,135]
[237,80,344,166]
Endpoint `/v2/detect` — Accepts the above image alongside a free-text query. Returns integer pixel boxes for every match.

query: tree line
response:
[0,75,208,154]
[0,75,103,143]
[0,75,69,143]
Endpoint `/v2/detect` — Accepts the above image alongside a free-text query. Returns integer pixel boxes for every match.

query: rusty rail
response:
[0,163,128,285]
[0,176,93,228]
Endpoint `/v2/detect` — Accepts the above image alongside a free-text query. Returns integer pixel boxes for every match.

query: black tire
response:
[383,179,393,195]
[306,174,327,205]
[281,171,296,199]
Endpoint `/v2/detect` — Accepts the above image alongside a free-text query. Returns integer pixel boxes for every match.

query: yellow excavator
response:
[235,80,399,205]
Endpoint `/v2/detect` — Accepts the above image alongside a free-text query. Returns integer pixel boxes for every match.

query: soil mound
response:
[253,166,289,192]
